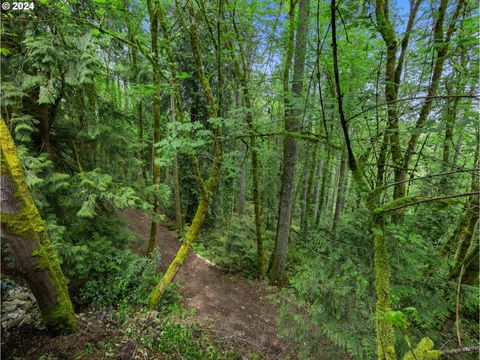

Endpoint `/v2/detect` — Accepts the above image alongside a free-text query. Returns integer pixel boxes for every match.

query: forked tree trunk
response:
[397,0,466,200]
[0,118,76,335]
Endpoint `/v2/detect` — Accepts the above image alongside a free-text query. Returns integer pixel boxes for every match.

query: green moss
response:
[402,338,442,360]
[375,0,397,48]
[374,196,422,215]
[1,118,76,335]
[372,217,396,360]
[149,195,211,307]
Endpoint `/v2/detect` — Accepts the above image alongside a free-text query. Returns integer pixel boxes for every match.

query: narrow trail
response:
[125,209,290,358]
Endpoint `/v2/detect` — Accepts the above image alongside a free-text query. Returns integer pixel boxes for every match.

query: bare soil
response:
[125,209,290,358]
[1,210,292,359]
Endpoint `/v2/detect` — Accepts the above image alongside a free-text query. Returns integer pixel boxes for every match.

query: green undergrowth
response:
[36,304,261,360]
[77,249,166,308]
[111,308,245,360]
[194,211,273,278]
[277,208,479,359]
[79,283,259,360]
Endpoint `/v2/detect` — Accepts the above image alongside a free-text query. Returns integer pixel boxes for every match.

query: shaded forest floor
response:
[126,209,290,358]
[1,210,292,359]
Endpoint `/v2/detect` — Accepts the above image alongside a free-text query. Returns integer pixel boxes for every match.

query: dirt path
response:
[125,209,290,358]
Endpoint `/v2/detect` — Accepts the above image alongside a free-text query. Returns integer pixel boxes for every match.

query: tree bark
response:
[312,157,323,222]
[316,147,331,225]
[148,0,223,304]
[331,0,395,357]
[230,12,264,275]
[374,0,421,199]
[397,0,466,199]
[171,94,183,232]
[332,152,347,232]
[146,0,163,255]
[269,0,309,282]
[237,141,246,215]
[305,143,319,228]
[0,117,76,335]
[128,24,148,184]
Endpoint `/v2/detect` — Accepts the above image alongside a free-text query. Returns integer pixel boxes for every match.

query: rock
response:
[2,299,27,309]
[5,309,25,320]
[11,292,34,302]
[0,277,40,335]
[1,303,17,313]
[3,317,23,329]
[18,314,33,326]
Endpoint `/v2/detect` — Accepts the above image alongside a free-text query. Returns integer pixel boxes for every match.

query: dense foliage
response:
[1,0,478,358]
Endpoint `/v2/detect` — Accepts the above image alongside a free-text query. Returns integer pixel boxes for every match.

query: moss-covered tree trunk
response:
[148,154,221,305]
[0,118,76,335]
[372,214,396,359]
[331,0,396,356]
[448,136,479,281]
[148,0,223,304]
[398,0,465,199]
[299,147,311,230]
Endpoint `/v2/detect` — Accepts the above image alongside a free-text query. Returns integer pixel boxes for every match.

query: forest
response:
[0,0,478,358]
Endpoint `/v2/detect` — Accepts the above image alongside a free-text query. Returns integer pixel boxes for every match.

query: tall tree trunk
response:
[312,157,323,222]
[149,0,223,304]
[146,0,162,255]
[269,0,309,283]
[237,141,246,215]
[229,8,265,276]
[397,0,466,199]
[331,1,395,357]
[316,147,331,225]
[440,49,466,190]
[447,133,479,279]
[330,157,340,215]
[128,25,148,184]
[0,118,76,335]
[332,152,347,232]
[39,103,53,159]
[299,149,310,229]
[171,94,183,232]
[304,142,319,229]
[374,0,421,199]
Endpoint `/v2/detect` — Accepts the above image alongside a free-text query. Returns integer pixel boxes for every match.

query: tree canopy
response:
[1,0,478,358]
